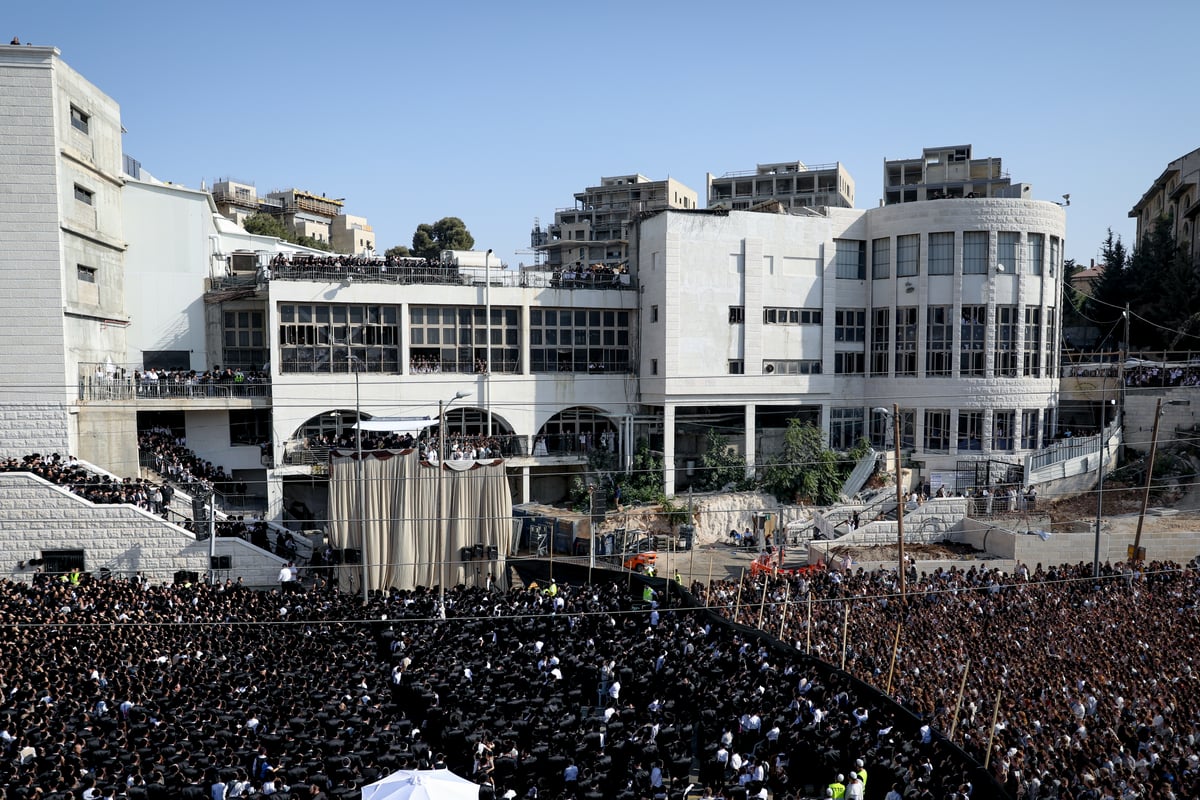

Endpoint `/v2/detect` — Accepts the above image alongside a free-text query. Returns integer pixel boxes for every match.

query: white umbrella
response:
[361,768,480,800]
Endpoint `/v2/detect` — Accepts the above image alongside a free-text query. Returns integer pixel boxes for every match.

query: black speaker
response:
[461,547,475,562]
[210,555,231,570]
[341,548,361,564]
[486,545,498,560]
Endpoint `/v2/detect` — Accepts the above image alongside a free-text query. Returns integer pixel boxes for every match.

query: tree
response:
[760,420,843,505]
[242,212,290,241]
[384,244,411,259]
[1127,217,1200,348]
[294,235,331,252]
[411,217,475,259]
[692,430,750,492]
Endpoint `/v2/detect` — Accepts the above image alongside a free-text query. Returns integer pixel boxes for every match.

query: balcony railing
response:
[260,261,635,291]
[79,364,271,402]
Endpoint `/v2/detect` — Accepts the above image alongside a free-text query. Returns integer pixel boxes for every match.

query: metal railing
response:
[261,261,636,291]
[1025,419,1120,474]
[79,365,271,402]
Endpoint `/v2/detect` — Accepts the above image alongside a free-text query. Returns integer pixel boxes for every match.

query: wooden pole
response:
[733,568,744,621]
[840,603,850,670]
[806,590,813,655]
[885,619,902,695]
[1132,397,1164,562]
[894,403,906,601]
[706,554,714,608]
[757,578,768,629]
[983,690,1003,769]
[948,659,971,742]
[778,583,790,638]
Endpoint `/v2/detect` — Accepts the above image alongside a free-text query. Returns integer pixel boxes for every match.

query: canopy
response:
[353,416,435,434]
[361,769,479,800]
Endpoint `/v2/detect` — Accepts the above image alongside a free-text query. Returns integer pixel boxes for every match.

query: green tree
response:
[692,430,751,492]
[761,420,842,505]
[384,244,411,259]
[294,235,332,252]
[411,217,475,259]
[242,212,290,241]
[1127,217,1200,348]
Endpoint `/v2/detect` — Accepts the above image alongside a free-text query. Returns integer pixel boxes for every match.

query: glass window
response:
[925,306,953,376]
[872,237,891,279]
[1027,233,1044,276]
[70,105,90,134]
[894,306,918,375]
[74,184,94,205]
[729,306,745,324]
[958,410,984,451]
[529,306,631,374]
[963,231,988,274]
[925,410,950,452]
[871,308,890,376]
[834,309,865,342]
[928,232,954,275]
[993,410,1015,451]
[960,306,986,376]
[830,407,865,450]
[1021,409,1040,449]
[835,239,866,280]
[998,232,1020,273]
[834,352,865,374]
[728,360,744,375]
[896,234,919,277]
[77,264,97,283]
[994,306,1018,377]
[763,307,822,325]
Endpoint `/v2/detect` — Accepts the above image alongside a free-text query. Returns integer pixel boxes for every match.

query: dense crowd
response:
[554,262,629,288]
[138,429,237,499]
[0,575,973,800]
[131,368,270,396]
[1124,364,1200,388]
[0,453,172,517]
[267,254,459,285]
[705,559,1200,800]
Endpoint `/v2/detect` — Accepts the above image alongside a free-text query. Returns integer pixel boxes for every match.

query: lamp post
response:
[1093,399,1115,578]
[350,356,369,605]
[484,248,494,437]
[438,390,471,608]
[1132,398,1190,562]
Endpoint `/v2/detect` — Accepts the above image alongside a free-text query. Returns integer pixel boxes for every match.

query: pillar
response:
[744,403,756,480]
[521,466,531,505]
[662,405,676,498]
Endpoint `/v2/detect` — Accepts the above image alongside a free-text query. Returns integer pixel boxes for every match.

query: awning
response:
[353,417,435,434]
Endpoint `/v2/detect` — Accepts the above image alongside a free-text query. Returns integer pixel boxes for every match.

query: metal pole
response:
[894,403,906,599]
[706,554,714,608]
[1132,397,1164,562]
[806,590,813,655]
[207,491,216,584]
[356,366,368,605]
[1093,403,1109,578]
[485,248,493,437]
[778,583,790,638]
[757,578,768,629]
[885,619,902,695]
[439,398,446,607]
[948,659,971,742]
[983,691,1003,769]
[840,603,850,671]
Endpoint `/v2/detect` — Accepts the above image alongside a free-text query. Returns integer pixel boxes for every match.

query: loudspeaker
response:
[341,548,361,564]
[210,555,231,570]
[461,547,475,562]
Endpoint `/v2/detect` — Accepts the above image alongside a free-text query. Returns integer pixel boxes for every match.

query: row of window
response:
[834,232,1061,280]
[829,407,1045,452]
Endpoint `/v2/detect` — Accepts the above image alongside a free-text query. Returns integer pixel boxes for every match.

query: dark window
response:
[230,409,271,446]
[728,306,745,324]
[77,264,97,283]
[835,239,866,280]
[74,184,94,205]
[41,549,85,578]
[728,360,744,374]
[70,105,90,134]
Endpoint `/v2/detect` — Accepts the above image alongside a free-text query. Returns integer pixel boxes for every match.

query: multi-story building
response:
[537,174,697,271]
[883,144,1030,205]
[1128,147,1200,256]
[331,214,375,255]
[706,161,855,211]
[263,188,343,245]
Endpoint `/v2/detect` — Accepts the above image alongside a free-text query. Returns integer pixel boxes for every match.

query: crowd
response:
[268,254,460,285]
[0,574,975,800]
[131,368,270,396]
[554,262,629,288]
[138,429,238,499]
[704,558,1200,800]
[1124,364,1200,388]
[0,453,172,517]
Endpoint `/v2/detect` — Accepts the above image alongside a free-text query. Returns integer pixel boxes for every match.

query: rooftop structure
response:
[883,144,1029,205]
[706,160,855,210]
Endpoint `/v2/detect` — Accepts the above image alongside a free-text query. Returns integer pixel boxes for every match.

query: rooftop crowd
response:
[0,573,978,800]
[0,453,171,517]
[704,558,1200,800]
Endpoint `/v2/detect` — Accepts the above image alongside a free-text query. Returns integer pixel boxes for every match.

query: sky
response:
[9,0,1200,268]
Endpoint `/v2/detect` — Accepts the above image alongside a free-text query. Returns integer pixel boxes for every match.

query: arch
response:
[534,406,619,456]
[288,408,372,444]
[439,406,515,438]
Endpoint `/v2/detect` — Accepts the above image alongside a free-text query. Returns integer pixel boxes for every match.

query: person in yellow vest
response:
[673,570,682,585]
[642,584,655,604]
[544,579,558,597]
[854,759,868,791]
[827,774,846,800]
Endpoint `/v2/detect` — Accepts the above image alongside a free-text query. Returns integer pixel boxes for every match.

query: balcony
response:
[78,365,271,407]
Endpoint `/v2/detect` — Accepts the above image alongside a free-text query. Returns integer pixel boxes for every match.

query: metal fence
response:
[1025,419,1119,473]
[79,364,271,402]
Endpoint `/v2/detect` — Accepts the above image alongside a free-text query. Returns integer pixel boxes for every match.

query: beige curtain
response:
[328,449,512,593]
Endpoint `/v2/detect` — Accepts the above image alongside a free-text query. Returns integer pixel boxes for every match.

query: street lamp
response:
[438,390,472,608]
[1093,398,1116,578]
[873,405,906,599]
[1132,398,1190,561]
[484,248,494,437]
[349,356,369,605]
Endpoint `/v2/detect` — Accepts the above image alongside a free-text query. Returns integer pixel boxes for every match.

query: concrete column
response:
[521,466,530,505]
[265,471,285,524]
[743,403,756,480]
[663,405,676,498]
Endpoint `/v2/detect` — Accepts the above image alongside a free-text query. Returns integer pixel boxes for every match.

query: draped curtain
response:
[328,449,512,593]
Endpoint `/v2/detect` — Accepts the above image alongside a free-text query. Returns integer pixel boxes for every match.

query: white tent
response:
[361,768,479,800]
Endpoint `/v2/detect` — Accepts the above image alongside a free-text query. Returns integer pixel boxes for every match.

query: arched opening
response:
[534,407,618,456]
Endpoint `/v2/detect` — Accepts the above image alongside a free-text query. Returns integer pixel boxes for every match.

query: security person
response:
[828,774,846,800]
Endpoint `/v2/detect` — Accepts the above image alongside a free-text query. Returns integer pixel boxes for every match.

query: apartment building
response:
[883,144,1031,205]
[1128,146,1200,255]
[706,160,855,211]
[537,174,698,271]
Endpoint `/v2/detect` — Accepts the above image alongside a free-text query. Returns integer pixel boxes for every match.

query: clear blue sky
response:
[10,0,1199,268]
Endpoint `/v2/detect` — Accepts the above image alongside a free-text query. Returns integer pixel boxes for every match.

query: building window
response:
[925,410,950,453]
[651,358,658,375]
[70,105,90,134]
[870,308,890,375]
[1021,409,1040,449]
[963,231,988,274]
[993,410,1016,451]
[871,408,914,448]
[529,307,625,373]
[74,184,94,205]
[958,411,984,451]
[925,306,953,376]
[830,407,865,450]
[834,352,865,374]
[834,309,865,342]
[1049,236,1060,276]
[728,359,744,375]
[835,239,866,279]
[41,549,85,578]
[998,232,1020,273]
[1023,307,1042,376]
[729,306,745,324]
[1046,309,1057,376]
[762,359,822,375]
[279,303,403,374]
[872,237,891,279]
[896,234,919,277]
[77,264,97,283]
[230,409,271,446]
[928,232,954,275]
[763,307,822,325]
[994,306,1018,377]
[223,310,267,371]
[894,306,918,376]
[651,305,659,322]
[1027,233,1044,276]
[960,306,986,376]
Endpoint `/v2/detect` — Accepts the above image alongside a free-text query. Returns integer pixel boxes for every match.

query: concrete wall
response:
[0,472,286,588]
[1123,390,1200,454]
[75,405,139,477]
